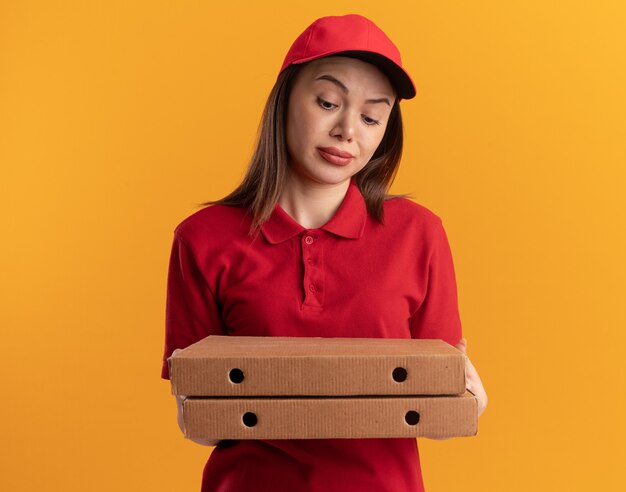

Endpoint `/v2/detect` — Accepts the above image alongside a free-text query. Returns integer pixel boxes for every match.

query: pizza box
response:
[168,335,466,397]
[181,391,478,440]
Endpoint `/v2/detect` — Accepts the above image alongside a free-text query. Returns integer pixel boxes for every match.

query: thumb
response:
[455,337,467,353]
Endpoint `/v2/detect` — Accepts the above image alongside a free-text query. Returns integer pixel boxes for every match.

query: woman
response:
[161,13,487,492]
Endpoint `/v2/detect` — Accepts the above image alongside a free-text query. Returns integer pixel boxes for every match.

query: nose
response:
[330,110,356,142]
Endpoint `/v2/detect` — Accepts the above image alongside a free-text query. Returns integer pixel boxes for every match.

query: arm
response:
[161,232,227,445]
[409,219,488,438]
[161,231,227,380]
[409,218,462,346]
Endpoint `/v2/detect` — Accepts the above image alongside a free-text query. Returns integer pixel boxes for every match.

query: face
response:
[285,56,396,188]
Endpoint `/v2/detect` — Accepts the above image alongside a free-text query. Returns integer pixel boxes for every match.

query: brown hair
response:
[198,62,412,238]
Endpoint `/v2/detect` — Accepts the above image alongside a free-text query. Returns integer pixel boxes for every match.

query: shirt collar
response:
[260,176,367,244]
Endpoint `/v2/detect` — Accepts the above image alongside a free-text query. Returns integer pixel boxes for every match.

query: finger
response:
[465,358,483,386]
[477,394,487,417]
[476,395,483,417]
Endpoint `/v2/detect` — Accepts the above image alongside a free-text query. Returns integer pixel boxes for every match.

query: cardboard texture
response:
[182,392,478,440]
[168,335,478,440]
[168,335,466,396]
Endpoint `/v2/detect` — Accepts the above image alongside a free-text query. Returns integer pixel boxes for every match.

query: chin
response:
[306,168,355,187]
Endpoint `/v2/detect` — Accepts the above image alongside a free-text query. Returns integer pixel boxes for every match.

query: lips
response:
[318,147,354,158]
[317,147,354,166]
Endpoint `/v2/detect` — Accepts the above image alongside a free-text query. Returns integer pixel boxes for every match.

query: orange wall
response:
[1,1,624,491]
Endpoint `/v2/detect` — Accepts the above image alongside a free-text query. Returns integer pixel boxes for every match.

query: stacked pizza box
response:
[168,335,478,440]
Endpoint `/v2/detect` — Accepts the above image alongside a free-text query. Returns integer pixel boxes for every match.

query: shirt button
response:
[304,235,314,245]
[309,284,316,292]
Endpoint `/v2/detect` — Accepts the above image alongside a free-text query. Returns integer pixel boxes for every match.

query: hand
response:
[175,394,220,446]
[455,337,488,418]
[172,349,220,447]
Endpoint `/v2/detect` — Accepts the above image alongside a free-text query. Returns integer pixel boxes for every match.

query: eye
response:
[317,97,337,111]
[317,97,381,126]
[362,115,381,126]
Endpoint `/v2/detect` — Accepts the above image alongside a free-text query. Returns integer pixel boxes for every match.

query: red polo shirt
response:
[161,176,463,492]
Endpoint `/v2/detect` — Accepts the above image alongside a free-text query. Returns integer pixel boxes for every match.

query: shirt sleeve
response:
[160,231,227,380]
[409,219,463,347]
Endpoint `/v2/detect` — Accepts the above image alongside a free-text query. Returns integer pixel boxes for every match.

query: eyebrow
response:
[315,74,392,106]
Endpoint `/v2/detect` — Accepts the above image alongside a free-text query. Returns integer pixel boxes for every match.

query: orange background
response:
[1,1,624,490]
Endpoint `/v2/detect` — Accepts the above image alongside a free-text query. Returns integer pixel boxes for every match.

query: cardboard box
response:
[168,335,466,396]
[182,391,478,440]
[168,335,478,440]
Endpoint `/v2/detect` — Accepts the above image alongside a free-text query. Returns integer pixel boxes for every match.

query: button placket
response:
[301,232,323,308]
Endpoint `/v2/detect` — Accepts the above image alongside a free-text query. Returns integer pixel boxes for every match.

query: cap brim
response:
[323,50,417,100]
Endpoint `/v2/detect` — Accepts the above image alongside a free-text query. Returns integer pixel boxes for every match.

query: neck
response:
[278,173,351,229]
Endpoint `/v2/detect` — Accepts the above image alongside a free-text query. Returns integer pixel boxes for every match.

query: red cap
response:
[278,14,416,100]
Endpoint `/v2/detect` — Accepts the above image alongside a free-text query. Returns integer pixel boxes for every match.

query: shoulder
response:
[383,196,444,233]
[380,197,454,258]
[172,203,250,250]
